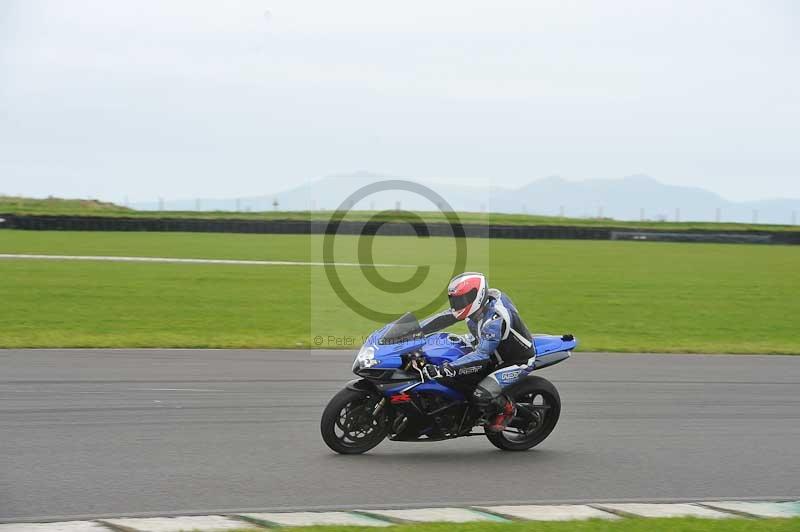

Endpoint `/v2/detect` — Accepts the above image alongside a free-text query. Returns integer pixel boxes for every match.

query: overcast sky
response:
[1,0,798,203]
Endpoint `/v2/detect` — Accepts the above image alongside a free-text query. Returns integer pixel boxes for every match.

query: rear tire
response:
[485,375,561,451]
[321,388,388,454]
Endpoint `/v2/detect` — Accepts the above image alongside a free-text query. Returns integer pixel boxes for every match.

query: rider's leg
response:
[472,367,523,432]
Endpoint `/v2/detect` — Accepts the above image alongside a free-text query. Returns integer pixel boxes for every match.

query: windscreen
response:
[379,312,422,344]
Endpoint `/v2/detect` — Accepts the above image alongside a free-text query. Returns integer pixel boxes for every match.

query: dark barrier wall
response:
[1,214,799,244]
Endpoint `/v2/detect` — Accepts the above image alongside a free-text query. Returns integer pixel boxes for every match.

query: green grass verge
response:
[1,230,798,352]
[227,518,800,532]
[2,196,798,232]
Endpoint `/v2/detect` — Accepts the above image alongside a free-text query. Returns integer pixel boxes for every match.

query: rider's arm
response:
[450,315,503,368]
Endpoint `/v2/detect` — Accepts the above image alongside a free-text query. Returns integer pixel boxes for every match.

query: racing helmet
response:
[447,272,488,320]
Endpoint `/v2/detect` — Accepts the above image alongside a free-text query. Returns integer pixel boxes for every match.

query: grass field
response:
[1,230,798,352]
[229,518,800,532]
[2,195,799,233]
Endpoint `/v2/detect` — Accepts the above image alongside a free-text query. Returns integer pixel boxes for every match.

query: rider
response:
[420,272,535,432]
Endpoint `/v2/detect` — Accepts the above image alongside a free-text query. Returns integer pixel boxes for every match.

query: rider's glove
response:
[422,362,456,380]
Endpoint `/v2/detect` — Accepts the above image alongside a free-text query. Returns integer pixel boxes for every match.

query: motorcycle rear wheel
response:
[485,375,561,451]
[321,388,388,454]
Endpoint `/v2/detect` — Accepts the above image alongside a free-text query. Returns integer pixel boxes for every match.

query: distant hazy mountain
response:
[133,172,800,225]
[490,175,725,221]
[132,172,501,214]
[488,175,798,224]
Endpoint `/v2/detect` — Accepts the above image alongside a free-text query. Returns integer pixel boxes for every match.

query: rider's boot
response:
[485,396,516,433]
[472,378,515,433]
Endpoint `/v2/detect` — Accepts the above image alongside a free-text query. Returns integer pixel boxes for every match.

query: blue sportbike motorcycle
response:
[321,312,576,454]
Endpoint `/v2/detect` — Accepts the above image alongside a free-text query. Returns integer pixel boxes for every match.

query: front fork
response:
[372,397,386,417]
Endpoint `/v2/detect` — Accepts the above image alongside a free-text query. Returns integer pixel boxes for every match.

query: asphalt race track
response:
[1,349,798,521]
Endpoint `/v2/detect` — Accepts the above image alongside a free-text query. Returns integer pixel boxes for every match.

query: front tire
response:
[321,388,388,454]
[485,375,561,451]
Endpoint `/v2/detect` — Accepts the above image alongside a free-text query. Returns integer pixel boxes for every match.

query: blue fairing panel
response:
[373,356,404,369]
[421,333,472,365]
[368,328,426,369]
[533,334,578,355]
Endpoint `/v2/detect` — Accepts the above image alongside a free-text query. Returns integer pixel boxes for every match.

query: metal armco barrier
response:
[610,231,775,244]
[1,214,798,244]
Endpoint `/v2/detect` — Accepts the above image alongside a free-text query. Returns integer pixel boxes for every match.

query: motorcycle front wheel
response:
[320,388,388,454]
[485,375,561,451]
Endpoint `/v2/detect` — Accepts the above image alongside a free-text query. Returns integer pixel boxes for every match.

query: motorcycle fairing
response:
[380,379,465,402]
[533,334,577,355]
[368,332,471,370]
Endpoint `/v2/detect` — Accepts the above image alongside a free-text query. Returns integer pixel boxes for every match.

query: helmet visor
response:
[448,288,478,313]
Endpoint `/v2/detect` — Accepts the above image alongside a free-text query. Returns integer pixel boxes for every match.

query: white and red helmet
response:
[447,272,488,320]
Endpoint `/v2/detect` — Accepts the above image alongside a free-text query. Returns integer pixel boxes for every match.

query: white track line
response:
[596,503,734,519]
[0,254,413,268]
[479,504,619,521]
[102,516,242,532]
[241,512,391,527]
[362,508,503,523]
[3,501,799,528]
